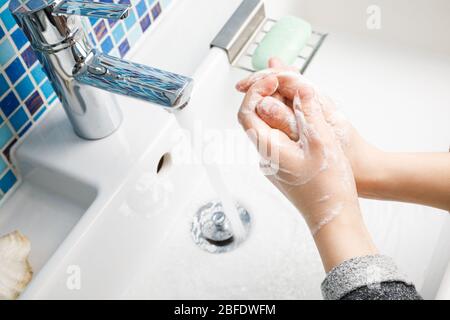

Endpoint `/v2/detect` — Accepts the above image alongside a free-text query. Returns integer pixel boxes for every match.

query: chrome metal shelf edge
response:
[210,0,266,64]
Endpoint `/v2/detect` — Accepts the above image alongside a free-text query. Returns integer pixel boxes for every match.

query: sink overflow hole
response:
[156,153,171,175]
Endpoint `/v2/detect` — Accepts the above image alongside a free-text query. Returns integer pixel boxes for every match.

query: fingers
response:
[235,69,278,92]
[256,96,299,141]
[268,57,284,69]
[276,71,316,102]
[268,57,299,71]
[238,76,279,153]
[239,75,279,116]
[268,57,285,69]
[237,71,318,145]
[238,76,299,168]
[271,91,292,107]
[294,90,339,152]
[236,68,316,111]
[293,91,322,147]
[236,58,300,93]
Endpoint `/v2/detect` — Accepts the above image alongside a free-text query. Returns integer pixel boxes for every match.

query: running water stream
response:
[175,110,247,242]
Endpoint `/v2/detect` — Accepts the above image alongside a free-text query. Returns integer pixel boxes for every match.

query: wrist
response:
[354,147,389,199]
[312,202,378,272]
[299,197,358,233]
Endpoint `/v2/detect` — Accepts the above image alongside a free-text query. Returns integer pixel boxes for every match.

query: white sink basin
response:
[0,167,96,272]
[1,0,448,299]
[17,119,323,299]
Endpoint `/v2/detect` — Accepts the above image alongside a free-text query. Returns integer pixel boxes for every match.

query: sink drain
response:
[191,201,251,254]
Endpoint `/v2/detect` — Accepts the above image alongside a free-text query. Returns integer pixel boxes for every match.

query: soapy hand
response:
[237,72,360,234]
[236,58,382,197]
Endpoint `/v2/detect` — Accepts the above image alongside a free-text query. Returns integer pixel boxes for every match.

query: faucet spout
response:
[10,0,194,140]
[74,50,194,110]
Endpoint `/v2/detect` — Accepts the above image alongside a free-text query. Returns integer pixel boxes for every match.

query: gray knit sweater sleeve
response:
[321,255,422,300]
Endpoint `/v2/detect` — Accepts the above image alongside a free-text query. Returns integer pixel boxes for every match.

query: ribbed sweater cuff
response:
[321,255,411,300]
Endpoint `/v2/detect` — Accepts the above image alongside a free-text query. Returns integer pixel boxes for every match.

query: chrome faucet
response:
[10,0,194,140]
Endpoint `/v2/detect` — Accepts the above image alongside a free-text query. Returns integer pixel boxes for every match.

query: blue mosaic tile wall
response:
[0,0,173,201]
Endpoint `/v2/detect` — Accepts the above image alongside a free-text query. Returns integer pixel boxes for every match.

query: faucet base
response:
[61,85,123,140]
[72,117,122,140]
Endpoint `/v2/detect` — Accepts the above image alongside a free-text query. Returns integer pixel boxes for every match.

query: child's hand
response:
[237,75,360,234]
[236,58,383,197]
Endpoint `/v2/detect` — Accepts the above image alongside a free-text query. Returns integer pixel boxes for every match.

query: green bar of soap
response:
[252,16,312,70]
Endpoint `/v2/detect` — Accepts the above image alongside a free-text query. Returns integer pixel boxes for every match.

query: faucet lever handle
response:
[53,0,131,20]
